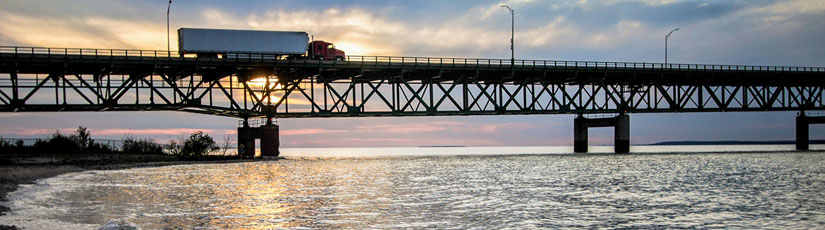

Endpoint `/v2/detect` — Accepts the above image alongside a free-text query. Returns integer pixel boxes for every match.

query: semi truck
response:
[177,28,345,60]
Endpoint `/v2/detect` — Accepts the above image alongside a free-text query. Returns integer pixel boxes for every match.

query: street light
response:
[665,28,679,66]
[167,0,172,55]
[501,5,514,66]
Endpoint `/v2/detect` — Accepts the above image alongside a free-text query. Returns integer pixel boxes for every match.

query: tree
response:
[34,131,79,154]
[122,135,164,155]
[71,126,93,150]
[220,134,232,156]
[170,131,219,159]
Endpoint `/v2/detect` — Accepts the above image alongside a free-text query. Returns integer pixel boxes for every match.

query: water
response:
[3,145,825,229]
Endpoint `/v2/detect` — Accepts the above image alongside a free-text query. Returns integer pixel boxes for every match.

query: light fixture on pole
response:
[665,28,679,66]
[167,0,172,56]
[501,5,514,66]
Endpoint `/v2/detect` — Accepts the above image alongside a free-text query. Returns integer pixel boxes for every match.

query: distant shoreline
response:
[649,140,825,145]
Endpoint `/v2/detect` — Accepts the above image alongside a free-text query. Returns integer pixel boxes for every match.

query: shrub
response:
[71,126,93,150]
[0,137,18,155]
[169,131,219,159]
[122,135,164,155]
[33,131,81,154]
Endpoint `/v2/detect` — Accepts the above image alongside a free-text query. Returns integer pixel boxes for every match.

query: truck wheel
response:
[336,57,344,61]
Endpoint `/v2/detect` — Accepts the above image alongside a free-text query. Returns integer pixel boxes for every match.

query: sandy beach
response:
[0,154,249,229]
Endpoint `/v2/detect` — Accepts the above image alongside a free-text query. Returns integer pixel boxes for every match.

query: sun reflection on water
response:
[6,153,825,229]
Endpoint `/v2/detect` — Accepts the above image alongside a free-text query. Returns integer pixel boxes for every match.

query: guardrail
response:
[2,46,824,72]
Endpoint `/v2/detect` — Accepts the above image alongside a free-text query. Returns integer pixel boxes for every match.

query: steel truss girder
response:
[2,52,825,118]
[2,72,825,118]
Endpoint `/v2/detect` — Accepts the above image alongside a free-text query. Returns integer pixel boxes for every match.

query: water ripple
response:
[3,152,825,229]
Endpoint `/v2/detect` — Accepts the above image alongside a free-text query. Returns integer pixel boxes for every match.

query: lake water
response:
[3,145,825,229]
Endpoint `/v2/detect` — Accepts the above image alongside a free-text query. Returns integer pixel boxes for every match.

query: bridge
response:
[1,46,824,156]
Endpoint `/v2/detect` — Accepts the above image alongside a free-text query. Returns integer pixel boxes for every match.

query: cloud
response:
[0,9,165,49]
[92,128,219,136]
[750,0,825,15]
[3,0,819,65]
[0,128,73,136]
[354,123,448,134]
[281,128,347,136]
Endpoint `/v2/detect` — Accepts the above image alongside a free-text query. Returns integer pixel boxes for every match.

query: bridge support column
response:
[798,114,810,150]
[795,113,825,150]
[237,125,257,159]
[259,124,280,158]
[237,119,281,158]
[574,116,588,153]
[572,114,631,154]
[615,114,630,153]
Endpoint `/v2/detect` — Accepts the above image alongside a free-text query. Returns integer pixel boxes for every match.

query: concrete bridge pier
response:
[573,114,630,153]
[237,118,280,158]
[259,121,280,158]
[237,122,257,159]
[796,113,825,150]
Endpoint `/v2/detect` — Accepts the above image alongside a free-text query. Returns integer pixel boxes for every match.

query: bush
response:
[71,126,93,150]
[33,131,81,154]
[122,135,164,155]
[168,131,219,159]
[0,137,21,155]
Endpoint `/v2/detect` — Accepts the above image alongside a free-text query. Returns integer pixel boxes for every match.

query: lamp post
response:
[665,28,679,66]
[167,0,172,55]
[501,5,514,66]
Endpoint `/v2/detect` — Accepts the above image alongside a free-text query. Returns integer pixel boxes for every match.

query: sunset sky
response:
[1,0,824,147]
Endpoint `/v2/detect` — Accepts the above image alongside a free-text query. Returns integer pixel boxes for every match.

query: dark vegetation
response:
[1,126,232,160]
[167,131,221,159]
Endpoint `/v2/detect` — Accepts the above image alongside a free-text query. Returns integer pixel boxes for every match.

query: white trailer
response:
[178,28,308,57]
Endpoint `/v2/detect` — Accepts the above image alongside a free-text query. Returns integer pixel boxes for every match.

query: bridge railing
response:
[0,46,177,58]
[2,46,824,73]
[344,55,825,73]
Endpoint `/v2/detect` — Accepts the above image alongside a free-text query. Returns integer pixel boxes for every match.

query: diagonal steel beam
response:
[400,81,428,112]
[0,88,11,102]
[501,78,528,110]
[366,81,394,110]
[110,79,136,102]
[21,74,57,102]
[62,77,94,104]
[397,76,430,111]
[159,74,189,102]
[435,80,462,110]
[215,81,242,110]
[242,81,265,111]
[73,74,105,102]
[293,80,324,112]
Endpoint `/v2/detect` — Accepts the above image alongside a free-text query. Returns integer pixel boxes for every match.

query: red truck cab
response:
[309,40,345,60]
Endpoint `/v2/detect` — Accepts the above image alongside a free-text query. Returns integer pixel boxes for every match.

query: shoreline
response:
[0,154,256,229]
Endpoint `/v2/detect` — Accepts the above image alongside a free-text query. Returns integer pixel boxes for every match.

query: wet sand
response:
[0,154,250,229]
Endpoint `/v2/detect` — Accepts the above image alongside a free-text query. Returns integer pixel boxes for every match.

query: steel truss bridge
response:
[2,46,824,118]
[2,46,825,154]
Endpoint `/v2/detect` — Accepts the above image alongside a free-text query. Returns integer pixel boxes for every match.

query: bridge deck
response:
[2,46,823,86]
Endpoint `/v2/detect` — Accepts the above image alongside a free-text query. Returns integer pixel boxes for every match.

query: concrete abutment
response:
[573,114,630,153]
[237,119,280,158]
[796,113,825,151]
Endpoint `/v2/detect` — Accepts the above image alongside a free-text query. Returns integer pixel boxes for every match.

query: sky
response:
[0,0,824,147]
